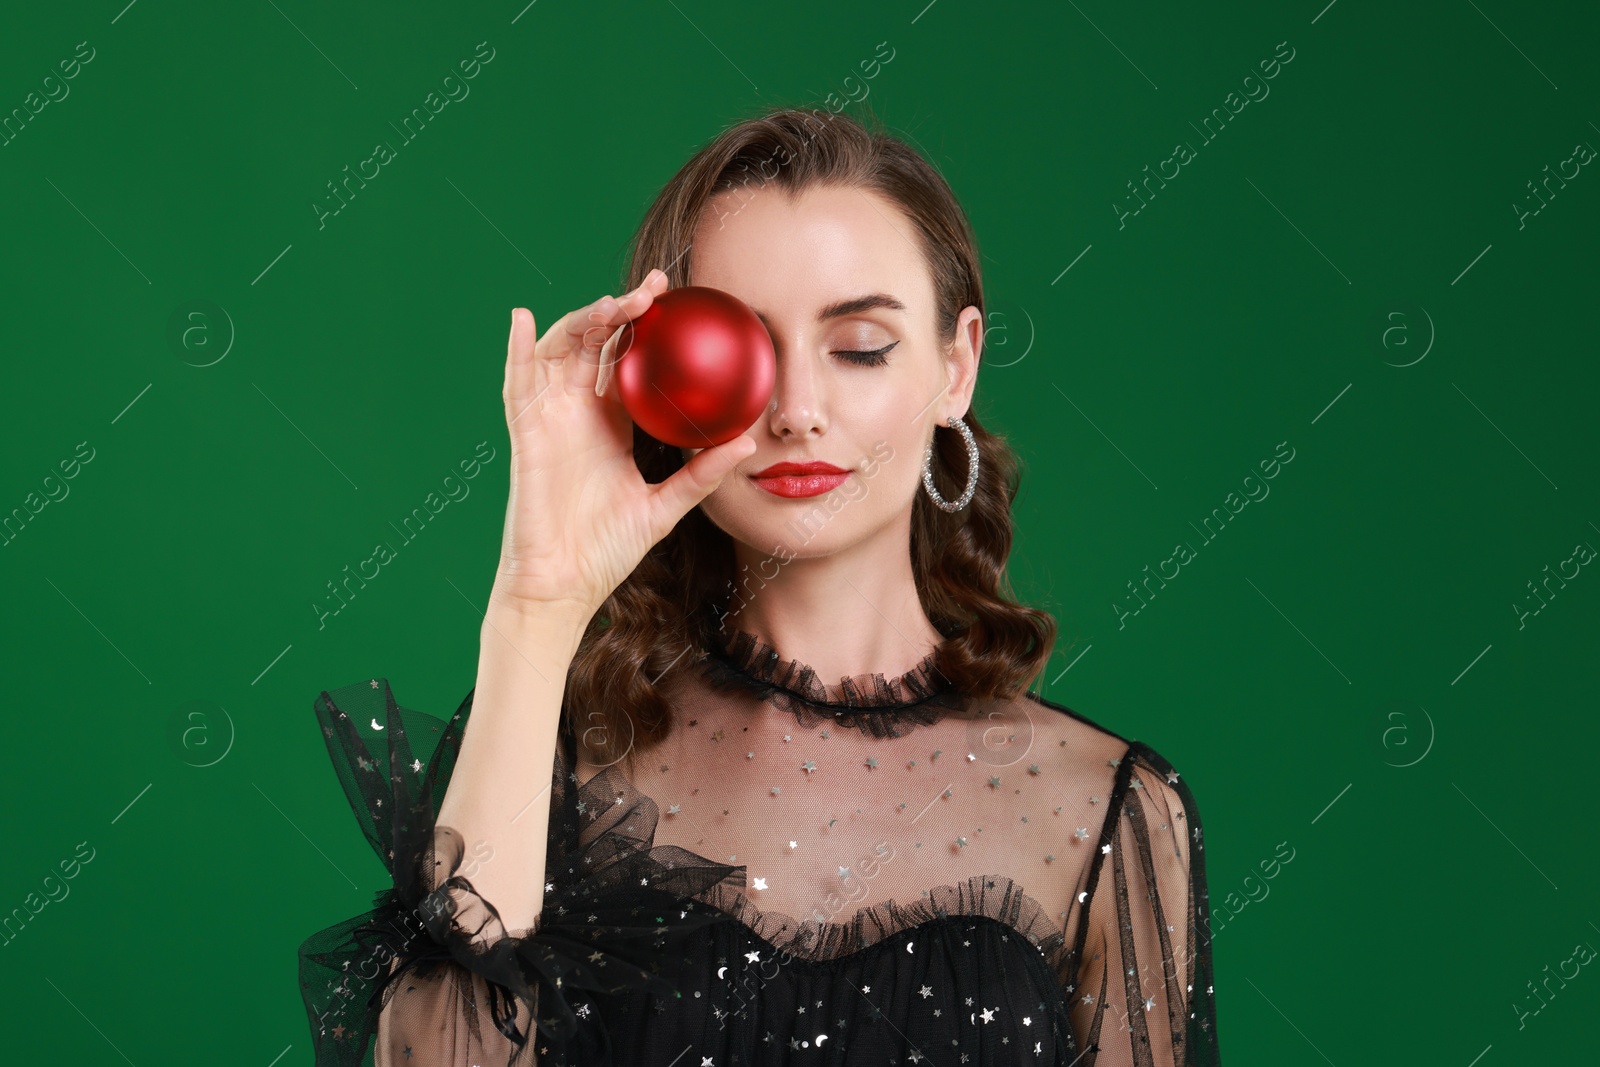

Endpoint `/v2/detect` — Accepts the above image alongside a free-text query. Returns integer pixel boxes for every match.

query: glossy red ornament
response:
[614,286,776,448]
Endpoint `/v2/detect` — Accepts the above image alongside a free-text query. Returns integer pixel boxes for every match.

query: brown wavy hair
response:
[565,103,1057,772]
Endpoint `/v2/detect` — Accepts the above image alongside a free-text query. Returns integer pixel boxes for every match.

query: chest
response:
[574,719,1086,953]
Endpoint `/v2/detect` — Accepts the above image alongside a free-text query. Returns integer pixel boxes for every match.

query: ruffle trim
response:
[579,759,1073,979]
[362,823,739,1055]
[298,679,745,1066]
[698,626,971,736]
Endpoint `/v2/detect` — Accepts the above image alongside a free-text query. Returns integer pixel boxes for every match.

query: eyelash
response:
[834,341,898,367]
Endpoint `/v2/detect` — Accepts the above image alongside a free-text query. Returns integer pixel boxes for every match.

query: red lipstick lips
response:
[749,460,851,499]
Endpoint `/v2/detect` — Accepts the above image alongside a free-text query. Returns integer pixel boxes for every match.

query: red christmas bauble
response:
[615,286,776,448]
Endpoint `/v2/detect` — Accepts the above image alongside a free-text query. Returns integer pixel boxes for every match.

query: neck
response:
[716,529,942,683]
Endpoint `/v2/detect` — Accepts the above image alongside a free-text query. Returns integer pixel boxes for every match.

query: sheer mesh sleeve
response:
[296,678,738,1066]
[1069,742,1220,1066]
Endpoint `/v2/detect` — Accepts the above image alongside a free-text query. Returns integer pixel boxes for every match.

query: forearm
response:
[435,593,590,937]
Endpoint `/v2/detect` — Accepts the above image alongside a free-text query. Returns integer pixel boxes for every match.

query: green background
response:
[2,0,1595,1063]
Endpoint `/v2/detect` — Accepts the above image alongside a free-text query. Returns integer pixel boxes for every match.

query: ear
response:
[941,305,983,420]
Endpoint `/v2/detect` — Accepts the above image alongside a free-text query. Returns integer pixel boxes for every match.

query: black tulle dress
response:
[298,625,1221,1066]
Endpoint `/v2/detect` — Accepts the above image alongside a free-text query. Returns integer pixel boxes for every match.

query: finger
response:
[571,268,672,395]
[566,296,621,397]
[505,307,541,430]
[594,323,624,399]
[648,433,758,534]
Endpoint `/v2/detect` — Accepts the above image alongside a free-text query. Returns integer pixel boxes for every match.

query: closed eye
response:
[834,341,898,367]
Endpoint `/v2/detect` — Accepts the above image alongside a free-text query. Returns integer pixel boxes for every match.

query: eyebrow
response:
[751,293,907,329]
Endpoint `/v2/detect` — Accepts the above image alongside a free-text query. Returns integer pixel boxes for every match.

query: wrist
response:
[481,586,594,647]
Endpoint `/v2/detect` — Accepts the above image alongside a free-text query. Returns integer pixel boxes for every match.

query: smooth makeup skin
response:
[684,183,981,556]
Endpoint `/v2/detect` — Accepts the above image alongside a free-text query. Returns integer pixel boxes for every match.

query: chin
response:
[722,501,907,565]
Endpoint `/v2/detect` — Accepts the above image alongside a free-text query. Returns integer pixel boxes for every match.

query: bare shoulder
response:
[1015,689,1135,779]
[1010,691,1203,816]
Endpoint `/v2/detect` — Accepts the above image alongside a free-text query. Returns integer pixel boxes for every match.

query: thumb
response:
[650,434,758,531]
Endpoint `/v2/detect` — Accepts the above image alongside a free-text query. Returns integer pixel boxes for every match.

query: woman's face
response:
[682,182,981,562]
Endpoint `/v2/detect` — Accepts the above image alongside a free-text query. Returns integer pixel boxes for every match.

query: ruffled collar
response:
[697,624,970,737]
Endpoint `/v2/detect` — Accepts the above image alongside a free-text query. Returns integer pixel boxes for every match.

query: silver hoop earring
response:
[922,415,980,512]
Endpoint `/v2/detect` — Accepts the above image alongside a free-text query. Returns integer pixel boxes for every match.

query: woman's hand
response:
[490,268,757,622]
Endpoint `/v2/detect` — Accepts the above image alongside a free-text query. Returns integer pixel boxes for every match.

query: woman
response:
[299,105,1220,1066]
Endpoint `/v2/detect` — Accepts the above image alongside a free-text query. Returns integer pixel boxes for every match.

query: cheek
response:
[700,483,742,531]
[885,447,929,509]
[832,479,870,505]
[697,489,795,558]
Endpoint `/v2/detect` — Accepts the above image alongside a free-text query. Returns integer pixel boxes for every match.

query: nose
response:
[765,348,827,439]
